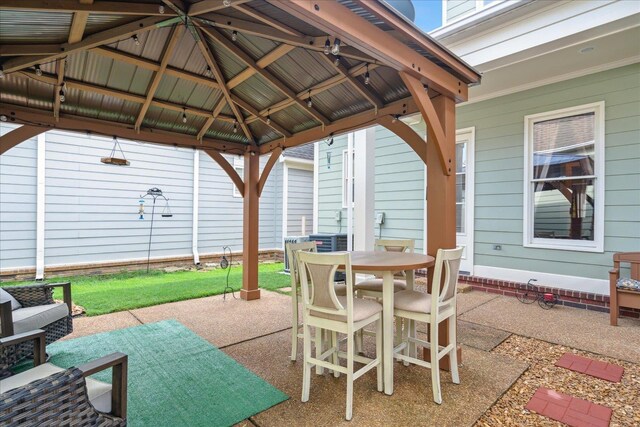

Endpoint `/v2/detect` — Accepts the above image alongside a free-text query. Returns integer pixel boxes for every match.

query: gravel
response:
[475,334,640,427]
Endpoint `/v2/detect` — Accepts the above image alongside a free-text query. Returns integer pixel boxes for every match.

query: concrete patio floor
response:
[64,289,640,426]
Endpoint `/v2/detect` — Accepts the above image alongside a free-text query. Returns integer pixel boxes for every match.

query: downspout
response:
[192,149,200,265]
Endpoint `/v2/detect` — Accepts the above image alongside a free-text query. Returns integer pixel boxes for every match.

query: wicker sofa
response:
[0,329,127,426]
[0,282,73,375]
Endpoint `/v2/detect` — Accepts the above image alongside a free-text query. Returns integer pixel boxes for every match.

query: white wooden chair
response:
[392,247,464,404]
[354,239,415,298]
[297,251,383,421]
[286,241,347,363]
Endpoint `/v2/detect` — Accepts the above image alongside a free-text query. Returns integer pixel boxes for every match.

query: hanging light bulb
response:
[35,65,42,76]
[223,0,232,6]
[331,38,341,56]
[182,109,187,124]
[0,115,8,122]
[364,63,370,85]
[0,68,5,78]
[324,38,331,55]
[307,91,312,108]
[333,55,341,67]
[266,109,271,125]
[233,120,238,133]
[423,84,429,92]
[158,5,165,14]
[133,34,140,46]
[232,31,238,42]
[59,83,66,103]
[392,114,399,123]
[205,66,212,77]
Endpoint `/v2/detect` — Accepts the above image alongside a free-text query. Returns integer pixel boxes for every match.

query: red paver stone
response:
[526,387,612,427]
[555,353,624,382]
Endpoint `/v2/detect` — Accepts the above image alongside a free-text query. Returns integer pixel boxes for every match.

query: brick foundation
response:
[0,249,284,282]
[458,274,640,319]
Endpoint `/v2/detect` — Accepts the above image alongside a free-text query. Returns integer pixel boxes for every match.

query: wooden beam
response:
[0,125,44,155]
[320,54,383,109]
[227,44,295,89]
[257,147,282,196]
[1,16,170,74]
[259,96,419,154]
[231,3,303,37]
[18,70,235,122]
[197,117,214,141]
[266,0,469,102]
[231,95,291,138]
[0,0,176,15]
[197,13,375,63]
[93,47,220,90]
[0,45,59,56]
[203,149,244,195]
[241,151,260,300]
[0,103,248,154]
[351,0,481,85]
[194,28,254,143]
[378,115,426,165]
[400,72,450,175]
[135,25,183,131]
[189,0,251,16]
[68,11,90,44]
[201,26,330,126]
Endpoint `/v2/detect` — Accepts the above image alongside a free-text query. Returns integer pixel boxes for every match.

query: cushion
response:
[0,363,112,413]
[394,290,433,314]
[355,278,406,293]
[0,288,21,311]
[11,303,69,335]
[617,278,640,291]
[311,296,382,322]
[334,283,347,296]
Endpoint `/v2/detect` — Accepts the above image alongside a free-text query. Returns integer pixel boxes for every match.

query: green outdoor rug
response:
[45,320,288,427]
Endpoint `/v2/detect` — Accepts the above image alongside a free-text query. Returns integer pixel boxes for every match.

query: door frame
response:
[456,127,475,275]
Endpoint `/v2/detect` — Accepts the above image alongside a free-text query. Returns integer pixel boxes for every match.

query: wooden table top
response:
[346,251,435,271]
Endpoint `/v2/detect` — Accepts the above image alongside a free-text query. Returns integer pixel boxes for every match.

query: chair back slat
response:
[375,239,415,254]
[613,252,640,280]
[430,247,464,308]
[298,251,352,319]
[286,241,317,290]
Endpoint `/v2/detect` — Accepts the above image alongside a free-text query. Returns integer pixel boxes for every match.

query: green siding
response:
[318,134,348,234]
[458,63,640,281]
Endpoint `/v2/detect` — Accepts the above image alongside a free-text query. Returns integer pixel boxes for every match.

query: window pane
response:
[456,143,466,173]
[456,203,465,234]
[533,178,595,240]
[456,174,466,203]
[533,113,595,179]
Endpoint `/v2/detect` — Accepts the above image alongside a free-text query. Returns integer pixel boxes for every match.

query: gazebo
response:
[0,0,480,304]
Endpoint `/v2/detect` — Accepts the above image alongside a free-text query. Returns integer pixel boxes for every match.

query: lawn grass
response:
[2,263,291,316]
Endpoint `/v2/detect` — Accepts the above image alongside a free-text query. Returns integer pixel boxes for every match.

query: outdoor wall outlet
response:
[493,244,502,251]
[335,210,342,222]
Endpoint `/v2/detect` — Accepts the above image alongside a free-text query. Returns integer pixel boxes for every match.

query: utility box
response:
[308,233,349,281]
[283,236,310,273]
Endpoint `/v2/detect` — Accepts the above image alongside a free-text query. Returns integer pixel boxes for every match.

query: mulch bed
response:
[475,335,639,427]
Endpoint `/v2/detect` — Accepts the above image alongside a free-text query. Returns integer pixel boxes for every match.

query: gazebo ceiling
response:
[0,0,480,155]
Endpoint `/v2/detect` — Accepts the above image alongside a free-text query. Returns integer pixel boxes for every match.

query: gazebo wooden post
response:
[242,151,261,301]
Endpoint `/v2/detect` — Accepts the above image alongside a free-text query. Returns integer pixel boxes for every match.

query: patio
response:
[60,287,639,426]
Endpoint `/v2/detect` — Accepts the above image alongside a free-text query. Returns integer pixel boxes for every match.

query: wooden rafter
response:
[0,125,44,156]
[399,72,450,175]
[0,45,60,56]
[257,147,282,197]
[259,96,419,154]
[19,70,235,123]
[267,0,469,102]
[1,16,170,74]
[227,44,294,89]
[246,63,379,125]
[231,95,291,138]
[320,54,383,110]
[188,0,251,16]
[93,47,220,91]
[194,27,254,144]
[200,26,330,126]
[231,3,302,37]
[0,0,175,15]
[135,25,184,131]
[0,103,248,154]
[203,149,245,195]
[68,11,90,44]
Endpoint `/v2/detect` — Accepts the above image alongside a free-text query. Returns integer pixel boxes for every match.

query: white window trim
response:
[232,157,243,198]
[442,0,505,27]
[522,101,605,253]
[341,148,354,209]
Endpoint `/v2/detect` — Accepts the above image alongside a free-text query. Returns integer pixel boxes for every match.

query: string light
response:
[233,120,238,133]
[223,0,232,6]
[331,38,341,56]
[59,83,66,103]
[158,5,165,14]
[326,132,334,146]
[133,34,140,46]
[34,65,42,76]
[0,68,5,79]
[423,84,429,92]
[392,114,399,123]
[266,109,271,125]
[0,115,8,122]
[232,31,238,42]
[182,109,187,124]
[364,63,370,85]
[205,66,212,77]
[324,38,331,55]
[333,55,341,67]
[306,90,312,108]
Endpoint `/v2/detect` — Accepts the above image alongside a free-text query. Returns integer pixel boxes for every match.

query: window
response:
[523,102,605,252]
[233,158,243,198]
[342,149,354,208]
